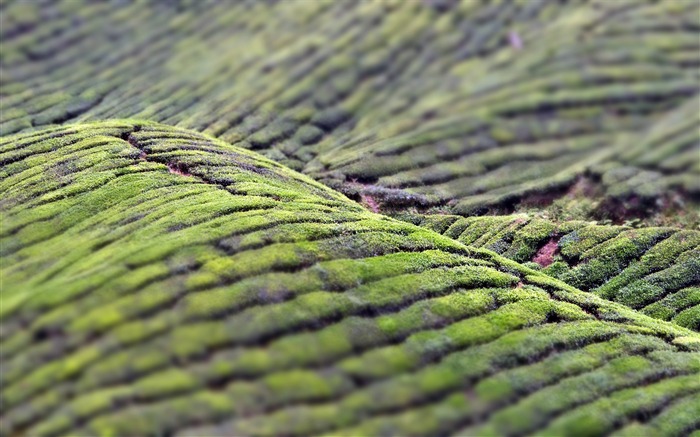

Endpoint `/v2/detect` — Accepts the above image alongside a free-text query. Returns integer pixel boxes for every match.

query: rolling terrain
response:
[1,0,699,436]
[1,122,699,436]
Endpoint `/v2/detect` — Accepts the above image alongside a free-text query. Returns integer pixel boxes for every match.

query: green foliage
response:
[2,0,699,434]
[2,122,698,436]
[1,0,697,223]
[414,214,700,330]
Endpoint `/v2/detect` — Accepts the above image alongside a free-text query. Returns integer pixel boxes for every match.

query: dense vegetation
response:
[1,1,698,436]
[409,213,700,329]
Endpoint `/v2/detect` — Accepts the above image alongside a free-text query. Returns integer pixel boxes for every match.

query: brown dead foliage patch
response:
[168,162,192,177]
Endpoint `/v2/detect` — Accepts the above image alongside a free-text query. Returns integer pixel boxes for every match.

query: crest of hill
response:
[1,121,699,436]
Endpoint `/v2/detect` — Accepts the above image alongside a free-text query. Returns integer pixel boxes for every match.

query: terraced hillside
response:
[2,122,699,436]
[1,0,700,436]
[318,94,700,222]
[1,0,699,223]
[409,214,700,330]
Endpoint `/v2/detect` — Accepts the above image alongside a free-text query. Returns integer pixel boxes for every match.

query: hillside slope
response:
[1,0,699,435]
[2,122,699,436]
[2,0,698,223]
[409,214,700,330]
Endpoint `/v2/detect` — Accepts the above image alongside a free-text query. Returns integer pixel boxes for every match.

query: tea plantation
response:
[1,0,699,436]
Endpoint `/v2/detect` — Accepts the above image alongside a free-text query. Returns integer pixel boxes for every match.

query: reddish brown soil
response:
[532,238,559,268]
[360,193,381,213]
